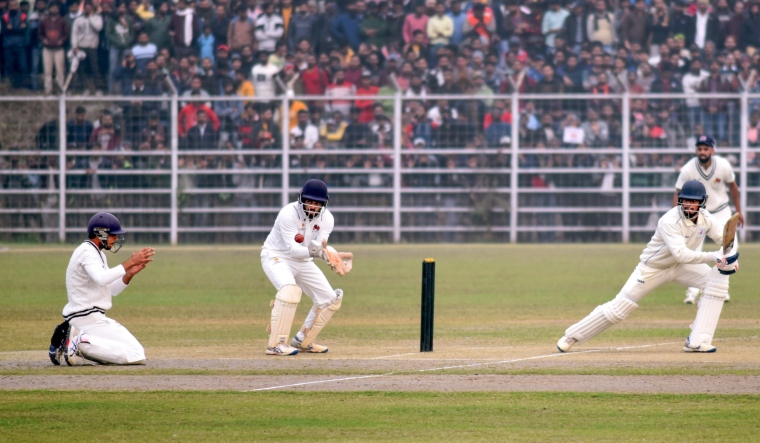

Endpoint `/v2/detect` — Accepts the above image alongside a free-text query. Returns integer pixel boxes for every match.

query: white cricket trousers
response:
[69,312,146,365]
[261,254,336,306]
[618,262,711,304]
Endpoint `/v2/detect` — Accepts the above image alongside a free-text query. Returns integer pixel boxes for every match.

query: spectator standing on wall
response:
[70,1,104,93]
[288,0,316,52]
[620,0,649,51]
[255,2,284,53]
[105,2,134,93]
[227,4,255,54]
[169,0,198,59]
[542,0,568,54]
[331,0,363,51]
[688,0,720,50]
[586,0,615,54]
[2,0,30,89]
[39,1,69,94]
[360,1,389,49]
[143,1,171,52]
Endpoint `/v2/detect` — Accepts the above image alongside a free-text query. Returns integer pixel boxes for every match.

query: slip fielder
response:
[261,179,353,356]
[557,180,739,353]
[674,135,743,304]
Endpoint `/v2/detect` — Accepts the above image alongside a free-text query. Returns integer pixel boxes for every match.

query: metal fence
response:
[0,92,758,244]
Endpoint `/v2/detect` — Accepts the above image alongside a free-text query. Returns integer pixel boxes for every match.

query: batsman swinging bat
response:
[722,213,741,252]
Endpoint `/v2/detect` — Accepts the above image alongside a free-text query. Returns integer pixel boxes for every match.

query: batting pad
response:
[300,294,343,348]
[268,285,302,348]
[688,267,729,347]
[565,297,638,344]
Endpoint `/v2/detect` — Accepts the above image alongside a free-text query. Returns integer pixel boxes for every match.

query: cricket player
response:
[557,180,739,353]
[49,212,155,366]
[674,135,743,304]
[262,179,353,356]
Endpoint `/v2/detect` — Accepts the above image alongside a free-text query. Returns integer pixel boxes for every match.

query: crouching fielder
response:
[49,212,155,365]
[262,179,353,356]
[557,180,739,354]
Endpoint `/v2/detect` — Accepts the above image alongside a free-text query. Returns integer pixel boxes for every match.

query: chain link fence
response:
[0,92,757,244]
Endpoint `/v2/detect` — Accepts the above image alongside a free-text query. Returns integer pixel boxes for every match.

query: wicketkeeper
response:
[49,212,155,365]
[262,179,353,356]
[557,180,739,353]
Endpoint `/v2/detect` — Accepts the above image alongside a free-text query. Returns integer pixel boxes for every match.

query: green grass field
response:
[1,244,759,441]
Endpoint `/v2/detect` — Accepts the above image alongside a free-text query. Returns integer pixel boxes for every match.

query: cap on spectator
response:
[217,45,230,52]
[697,0,709,5]
[499,136,512,145]
[231,53,242,60]
[695,135,715,148]
[123,49,134,57]
[388,53,401,62]
[75,106,86,114]
[361,70,372,77]
[413,137,426,146]
[326,118,336,125]
[283,63,295,72]
[148,111,160,119]
[472,50,484,60]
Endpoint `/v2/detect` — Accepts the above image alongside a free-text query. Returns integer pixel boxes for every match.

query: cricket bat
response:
[722,213,741,253]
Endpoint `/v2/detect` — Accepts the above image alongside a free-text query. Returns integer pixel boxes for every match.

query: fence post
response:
[393,92,402,243]
[282,96,290,207]
[740,91,749,243]
[57,95,67,243]
[621,92,631,243]
[170,94,179,245]
[509,92,519,243]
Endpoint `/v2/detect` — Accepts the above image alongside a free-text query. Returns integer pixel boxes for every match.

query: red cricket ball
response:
[294,233,304,243]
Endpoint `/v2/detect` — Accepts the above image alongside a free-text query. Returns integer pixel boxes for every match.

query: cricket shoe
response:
[62,327,94,366]
[684,288,699,305]
[290,336,329,353]
[556,336,577,353]
[683,337,716,353]
[266,344,299,356]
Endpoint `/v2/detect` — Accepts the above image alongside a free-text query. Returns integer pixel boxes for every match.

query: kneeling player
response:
[557,180,739,353]
[262,179,353,356]
[49,212,155,365]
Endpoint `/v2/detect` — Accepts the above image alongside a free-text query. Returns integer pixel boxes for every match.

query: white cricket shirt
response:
[261,202,334,261]
[62,241,128,320]
[639,207,723,269]
[675,155,735,213]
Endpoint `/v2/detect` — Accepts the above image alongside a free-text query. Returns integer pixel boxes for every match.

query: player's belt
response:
[709,202,729,213]
[64,307,105,321]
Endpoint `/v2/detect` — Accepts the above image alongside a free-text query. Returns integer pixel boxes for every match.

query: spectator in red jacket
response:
[178,99,220,136]
[355,72,379,123]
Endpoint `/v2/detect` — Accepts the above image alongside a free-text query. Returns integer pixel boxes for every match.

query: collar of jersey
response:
[696,157,716,181]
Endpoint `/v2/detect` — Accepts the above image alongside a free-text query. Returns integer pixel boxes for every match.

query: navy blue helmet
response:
[87,212,126,252]
[299,179,329,219]
[678,180,708,217]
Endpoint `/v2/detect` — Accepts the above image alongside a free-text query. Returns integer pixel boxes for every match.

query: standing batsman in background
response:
[557,180,739,353]
[674,135,743,304]
[49,212,155,366]
[261,179,353,356]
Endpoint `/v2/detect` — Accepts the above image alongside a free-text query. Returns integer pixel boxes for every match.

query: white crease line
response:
[370,352,419,360]
[241,348,601,392]
[416,349,602,372]
[612,341,680,350]
[242,374,393,392]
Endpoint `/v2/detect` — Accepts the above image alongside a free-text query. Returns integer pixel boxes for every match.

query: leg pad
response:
[565,297,638,344]
[300,292,343,348]
[267,285,302,349]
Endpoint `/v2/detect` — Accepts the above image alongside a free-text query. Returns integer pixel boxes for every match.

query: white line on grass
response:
[242,349,600,392]
[370,352,419,360]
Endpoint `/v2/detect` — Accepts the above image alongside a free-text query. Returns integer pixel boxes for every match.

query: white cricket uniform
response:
[675,156,735,222]
[617,207,723,304]
[62,241,145,364]
[261,202,337,306]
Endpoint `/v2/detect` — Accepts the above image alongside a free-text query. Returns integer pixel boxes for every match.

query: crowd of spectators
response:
[4,0,760,199]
